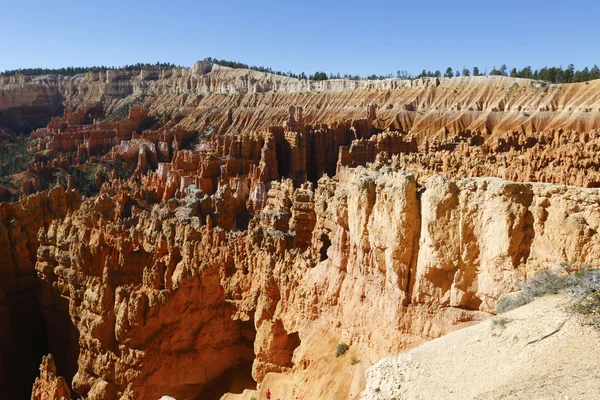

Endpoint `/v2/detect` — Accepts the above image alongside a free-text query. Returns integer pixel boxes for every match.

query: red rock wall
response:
[32,163,600,399]
[0,187,81,292]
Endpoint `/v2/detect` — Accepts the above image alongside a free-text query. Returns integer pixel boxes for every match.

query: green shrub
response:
[572,291,600,315]
[496,269,567,313]
[109,101,132,120]
[496,292,531,314]
[496,266,600,315]
[0,134,33,178]
[569,266,600,321]
[350,355,360,365]
[491,316,510,329]
[336,342,349,357]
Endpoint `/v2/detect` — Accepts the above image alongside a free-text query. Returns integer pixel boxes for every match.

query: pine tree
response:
[490,66,503,76]
[564,64,575,83]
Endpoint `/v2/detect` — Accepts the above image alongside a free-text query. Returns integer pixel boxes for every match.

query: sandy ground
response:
[221,322,373,400]
[361,294,600,400]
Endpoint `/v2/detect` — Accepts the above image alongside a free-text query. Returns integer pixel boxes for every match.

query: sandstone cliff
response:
[3,62,600,140]
[0,186,80,292]
[29,166,600,399]
[0,187,80,398]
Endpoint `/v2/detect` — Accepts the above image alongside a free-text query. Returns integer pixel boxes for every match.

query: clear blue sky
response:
[1,0,599,76]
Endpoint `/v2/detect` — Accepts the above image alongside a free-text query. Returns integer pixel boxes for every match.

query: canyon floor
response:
[1,62,600,399]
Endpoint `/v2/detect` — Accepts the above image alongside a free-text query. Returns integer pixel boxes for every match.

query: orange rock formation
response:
[0,187,80,398]
[31,355,72,400]
[30,166,600,399]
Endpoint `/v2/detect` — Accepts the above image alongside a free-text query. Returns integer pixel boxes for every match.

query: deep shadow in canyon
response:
[0,285,79,399]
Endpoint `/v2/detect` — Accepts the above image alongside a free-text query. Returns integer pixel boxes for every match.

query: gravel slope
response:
[361,294,600,400]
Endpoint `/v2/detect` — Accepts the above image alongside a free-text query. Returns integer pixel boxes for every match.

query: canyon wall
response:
[0,186,81,292]
[2,62,600,141]
[31,165,600,399]
[414,175,600,311]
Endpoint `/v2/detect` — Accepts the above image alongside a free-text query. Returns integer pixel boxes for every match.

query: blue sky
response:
[1,0,598,76]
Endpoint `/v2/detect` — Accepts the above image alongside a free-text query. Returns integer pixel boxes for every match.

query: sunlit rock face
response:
[31,167,600,399]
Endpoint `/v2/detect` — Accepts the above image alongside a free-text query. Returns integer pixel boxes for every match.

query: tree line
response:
[3,58,600,84]
[0,62,182,77]
[208,58,600,84]
[415,64,600,83]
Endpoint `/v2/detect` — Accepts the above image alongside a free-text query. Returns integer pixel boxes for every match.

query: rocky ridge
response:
[2,62,600,140]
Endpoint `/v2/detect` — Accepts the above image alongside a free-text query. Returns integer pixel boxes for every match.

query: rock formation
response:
[28,166,600,399]
[31,355,72,400]
[3,64,600,139]
[0,186,80,292]
[0,187,80,398]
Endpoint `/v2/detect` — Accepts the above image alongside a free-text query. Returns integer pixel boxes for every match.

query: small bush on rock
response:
[336,342,349,357]
[496,270,565,313]
[491,316,510,329]
[496,265,600,316]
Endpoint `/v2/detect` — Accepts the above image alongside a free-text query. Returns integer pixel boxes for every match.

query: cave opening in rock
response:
[306,138,319,184]
[194,318,257,400]
[281,331,301,368]
[197,362,255,400]
[234,205,252,231]
[276,140,291,179]
[0,284,81,399]
[39,295,81,393]
[319,233,331,261]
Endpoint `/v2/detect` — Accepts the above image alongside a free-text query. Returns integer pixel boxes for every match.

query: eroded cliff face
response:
[3,62,600,140]
[0,186,81,295]
[414,175,600,311]
[28,164,600,399]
